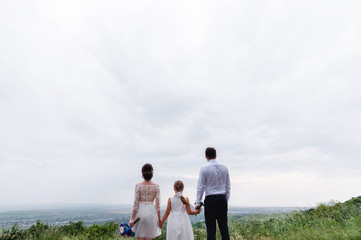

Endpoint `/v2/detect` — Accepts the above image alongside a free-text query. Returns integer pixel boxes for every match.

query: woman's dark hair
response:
[205,147,216,159]
[142,163,153,181]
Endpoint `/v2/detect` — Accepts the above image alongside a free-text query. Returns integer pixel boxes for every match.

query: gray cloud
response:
[1,0,361,207]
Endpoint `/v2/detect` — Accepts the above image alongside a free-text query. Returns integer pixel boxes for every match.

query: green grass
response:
[2,196,361,240]
[192,196,361,240]
[0,220,121,240]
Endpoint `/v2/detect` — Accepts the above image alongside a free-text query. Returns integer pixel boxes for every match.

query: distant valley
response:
[0,205,309,229]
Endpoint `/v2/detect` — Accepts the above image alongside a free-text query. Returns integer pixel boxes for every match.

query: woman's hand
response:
[129,220,134,228]
[159,220,163,228]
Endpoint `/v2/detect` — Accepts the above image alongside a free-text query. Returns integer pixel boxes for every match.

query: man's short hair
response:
[205,147,216,159]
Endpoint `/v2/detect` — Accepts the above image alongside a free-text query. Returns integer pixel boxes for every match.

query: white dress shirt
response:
[196,159,231,205]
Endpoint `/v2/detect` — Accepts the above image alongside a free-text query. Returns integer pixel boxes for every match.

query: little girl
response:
[160,180,200,240]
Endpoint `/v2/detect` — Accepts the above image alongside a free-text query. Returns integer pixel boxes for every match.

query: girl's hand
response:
[159,220,163,228]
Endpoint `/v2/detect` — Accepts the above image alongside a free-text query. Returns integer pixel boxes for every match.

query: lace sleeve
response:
[155,184,160,212]
[133,184,140,211]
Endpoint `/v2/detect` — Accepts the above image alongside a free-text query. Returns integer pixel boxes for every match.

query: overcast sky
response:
[1,0,361,208]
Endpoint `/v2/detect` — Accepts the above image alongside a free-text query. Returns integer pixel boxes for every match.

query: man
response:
[195,147,231,240]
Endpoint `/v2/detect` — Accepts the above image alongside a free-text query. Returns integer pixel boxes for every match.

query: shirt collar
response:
[208,159,217,164]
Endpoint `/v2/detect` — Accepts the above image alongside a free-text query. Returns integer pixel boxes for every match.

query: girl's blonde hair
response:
[174,180,189,206]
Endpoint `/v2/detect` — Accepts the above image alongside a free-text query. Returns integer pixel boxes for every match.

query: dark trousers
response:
[204,194,230,240]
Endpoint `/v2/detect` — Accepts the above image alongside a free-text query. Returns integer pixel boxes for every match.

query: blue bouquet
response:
[119,217,140,237]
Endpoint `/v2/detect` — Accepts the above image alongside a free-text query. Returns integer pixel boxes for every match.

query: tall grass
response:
[192,196,361,240]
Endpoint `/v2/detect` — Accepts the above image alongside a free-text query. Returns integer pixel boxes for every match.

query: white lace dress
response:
[166,196,194,240]
[132,184,161,239]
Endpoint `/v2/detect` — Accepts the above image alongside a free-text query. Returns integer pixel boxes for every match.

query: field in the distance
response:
[0,205,305,229]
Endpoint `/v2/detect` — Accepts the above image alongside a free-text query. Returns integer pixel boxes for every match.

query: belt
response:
[205,194,226,199]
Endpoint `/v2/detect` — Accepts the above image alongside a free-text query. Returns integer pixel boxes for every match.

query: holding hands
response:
[194,202,204,215]
[159,198,201,230]
[195,207,201,214]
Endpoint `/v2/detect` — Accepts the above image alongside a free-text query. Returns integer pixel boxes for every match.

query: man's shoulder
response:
[200,164,208,171]
[218,162,228,168]
[216,162,229,171]
[201,161,228,170]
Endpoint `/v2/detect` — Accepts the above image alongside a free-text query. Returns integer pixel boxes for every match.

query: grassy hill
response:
[1,196,361,240]
[194,195,361,240]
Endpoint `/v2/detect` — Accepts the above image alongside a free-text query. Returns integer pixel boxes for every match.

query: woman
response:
[129,163,161,240]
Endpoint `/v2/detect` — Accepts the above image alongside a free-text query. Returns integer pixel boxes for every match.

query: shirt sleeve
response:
[196,167,206,205]
[133,184,140,211]
[155,184,161,212]
[225,167,231,202]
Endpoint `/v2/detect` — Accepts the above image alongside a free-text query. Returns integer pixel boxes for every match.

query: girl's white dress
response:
[132,184,161,239]
[166,196,194,240]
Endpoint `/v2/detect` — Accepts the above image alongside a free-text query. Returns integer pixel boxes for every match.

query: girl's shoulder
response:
[170,195,189,201]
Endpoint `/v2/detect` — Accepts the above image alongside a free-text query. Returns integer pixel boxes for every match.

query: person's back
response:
[170,196,186,213]
[134,184,160,204]
[129,163,161,240]
[201,162,230,197]
[196,147,230,240]
[160,181,198,240]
